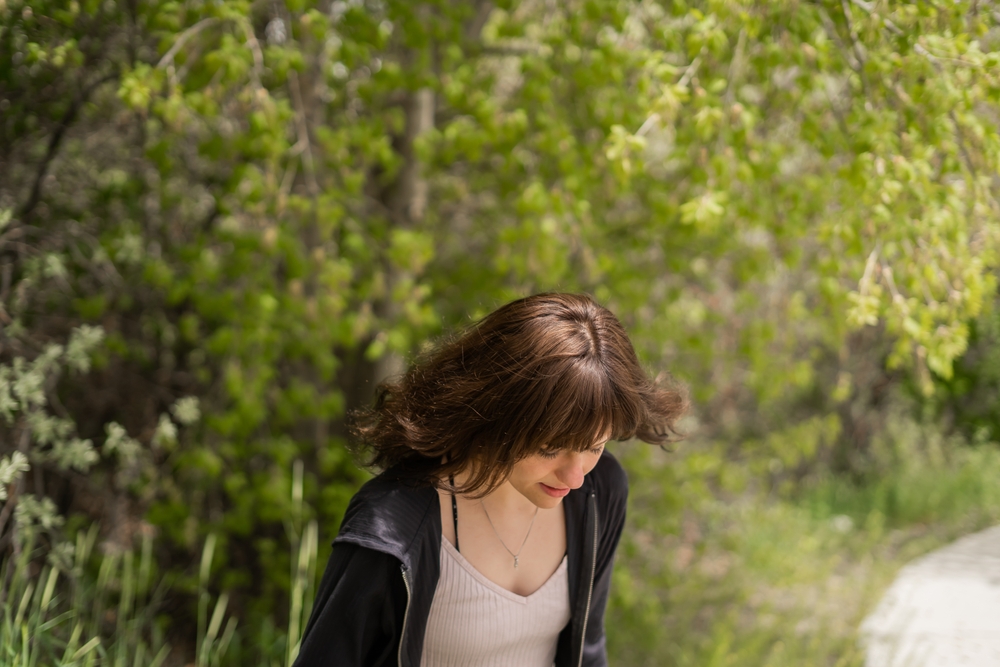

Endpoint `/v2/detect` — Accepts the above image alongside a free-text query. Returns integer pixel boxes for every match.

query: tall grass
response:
[0,460,319,667]
[805,442,1000,534]
[285,460,319,667]
[607,418,1000,666]
[194,533,236,667]
[0,525,169,667]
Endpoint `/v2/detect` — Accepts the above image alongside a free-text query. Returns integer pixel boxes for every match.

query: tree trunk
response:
[373,87,436,385]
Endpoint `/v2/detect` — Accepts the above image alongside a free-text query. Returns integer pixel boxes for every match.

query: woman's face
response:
[506,434,609,509]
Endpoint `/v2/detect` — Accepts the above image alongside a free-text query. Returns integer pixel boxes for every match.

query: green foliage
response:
[3,0,1000,662]
[931,296,1000,442]
[0,453,29,502]
[0,329,104,536]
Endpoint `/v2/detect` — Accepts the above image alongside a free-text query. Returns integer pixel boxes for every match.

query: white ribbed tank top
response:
[420,538,571,667]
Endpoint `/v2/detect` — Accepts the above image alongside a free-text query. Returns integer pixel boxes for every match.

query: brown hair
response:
[351,293,688,497]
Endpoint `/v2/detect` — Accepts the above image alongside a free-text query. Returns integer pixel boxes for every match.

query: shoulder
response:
[334,472,439,563]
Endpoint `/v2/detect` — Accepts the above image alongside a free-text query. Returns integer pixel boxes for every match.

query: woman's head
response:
[352,293,688,496]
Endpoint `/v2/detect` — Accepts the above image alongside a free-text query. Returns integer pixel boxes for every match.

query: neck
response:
[452,469,538,515]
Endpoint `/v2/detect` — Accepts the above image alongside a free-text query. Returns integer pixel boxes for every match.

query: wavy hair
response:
[350,293,688,497]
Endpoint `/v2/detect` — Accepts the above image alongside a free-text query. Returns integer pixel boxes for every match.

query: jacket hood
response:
[334,473,441,570]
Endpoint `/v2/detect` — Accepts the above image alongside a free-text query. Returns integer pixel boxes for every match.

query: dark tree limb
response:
[17,72,118,225]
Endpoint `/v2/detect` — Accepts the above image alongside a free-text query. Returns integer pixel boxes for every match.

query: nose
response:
[557,453,587,490]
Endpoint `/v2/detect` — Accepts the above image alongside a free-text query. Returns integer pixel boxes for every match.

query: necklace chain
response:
[480,500,539,569]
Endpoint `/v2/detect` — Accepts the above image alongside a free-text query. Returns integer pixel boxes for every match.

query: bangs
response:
[515,357,645,455]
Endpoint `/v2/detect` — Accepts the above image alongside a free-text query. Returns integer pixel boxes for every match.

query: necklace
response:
[480,500,539,569]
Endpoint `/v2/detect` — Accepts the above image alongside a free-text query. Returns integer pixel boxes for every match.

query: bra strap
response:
[449,475,459,553]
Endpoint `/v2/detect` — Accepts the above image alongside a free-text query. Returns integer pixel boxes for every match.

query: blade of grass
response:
[286,518,318,667]
[138,529,153,600]
[131,641,145,667]
[38,608,76,632]
[196,534,217,667]
[74,525,99,576]
[195,533,217,667]
[21,623,29,667]
[148,644,170,667]
[199,534,217,589]
[117,550,135,641]
[61,621,84,663]
[206,591,229,643]
[90,549,119,639]
[303,519,318,619]
[197,590,228,667]
[72,636,101,661]
[214,617,238,666]
[14,580,35,628]
[40,566,59,613]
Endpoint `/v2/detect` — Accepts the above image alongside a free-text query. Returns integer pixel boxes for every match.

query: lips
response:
[540,483,571,498]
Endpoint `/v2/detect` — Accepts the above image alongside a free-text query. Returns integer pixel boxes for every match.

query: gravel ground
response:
[862,525,1000,667]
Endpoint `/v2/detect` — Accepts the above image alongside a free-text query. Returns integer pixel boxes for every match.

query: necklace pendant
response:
[514,556,519,569]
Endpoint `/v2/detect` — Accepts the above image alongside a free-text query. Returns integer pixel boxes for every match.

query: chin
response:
[531,491,566,509]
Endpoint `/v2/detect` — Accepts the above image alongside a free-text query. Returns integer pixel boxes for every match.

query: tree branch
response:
[678,47,706,88]
[840,0,868,67]
[156,17,220,70]
[239,18,265,92]
[477,45,539,57]
[723,28,747,108]
[288,71,320,198]
[817,7,862,74]
[17,73,118,224]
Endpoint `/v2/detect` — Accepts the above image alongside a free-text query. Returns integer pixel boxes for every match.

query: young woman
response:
[294,293,687,667]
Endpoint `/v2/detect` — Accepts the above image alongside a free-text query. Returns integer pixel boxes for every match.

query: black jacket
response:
[294,451,628,667]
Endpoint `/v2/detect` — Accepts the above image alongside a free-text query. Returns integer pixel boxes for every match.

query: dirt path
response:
[862,525,1000,666]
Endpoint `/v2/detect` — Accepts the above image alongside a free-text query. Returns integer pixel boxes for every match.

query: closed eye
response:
[539,442,605,459]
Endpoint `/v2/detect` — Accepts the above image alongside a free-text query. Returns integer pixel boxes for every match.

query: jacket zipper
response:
[398,565,412,667]
[577,492,598,667]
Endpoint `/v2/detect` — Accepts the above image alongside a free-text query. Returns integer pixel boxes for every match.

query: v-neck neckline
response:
[440,537,568,603]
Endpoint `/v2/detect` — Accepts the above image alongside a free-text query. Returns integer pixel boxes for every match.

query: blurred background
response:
[2,0,1000,664]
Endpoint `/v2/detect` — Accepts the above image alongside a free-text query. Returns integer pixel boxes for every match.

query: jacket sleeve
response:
[582,455,629,667]
[293,542,407,667]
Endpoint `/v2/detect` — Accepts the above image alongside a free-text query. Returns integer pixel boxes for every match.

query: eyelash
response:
[538,445,605,460]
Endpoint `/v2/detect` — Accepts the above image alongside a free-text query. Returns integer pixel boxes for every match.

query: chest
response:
[420,539,571,667]
[436,489,568,597]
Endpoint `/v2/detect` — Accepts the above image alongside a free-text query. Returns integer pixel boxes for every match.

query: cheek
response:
[513,457,557,481]
[581,455,602,476]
